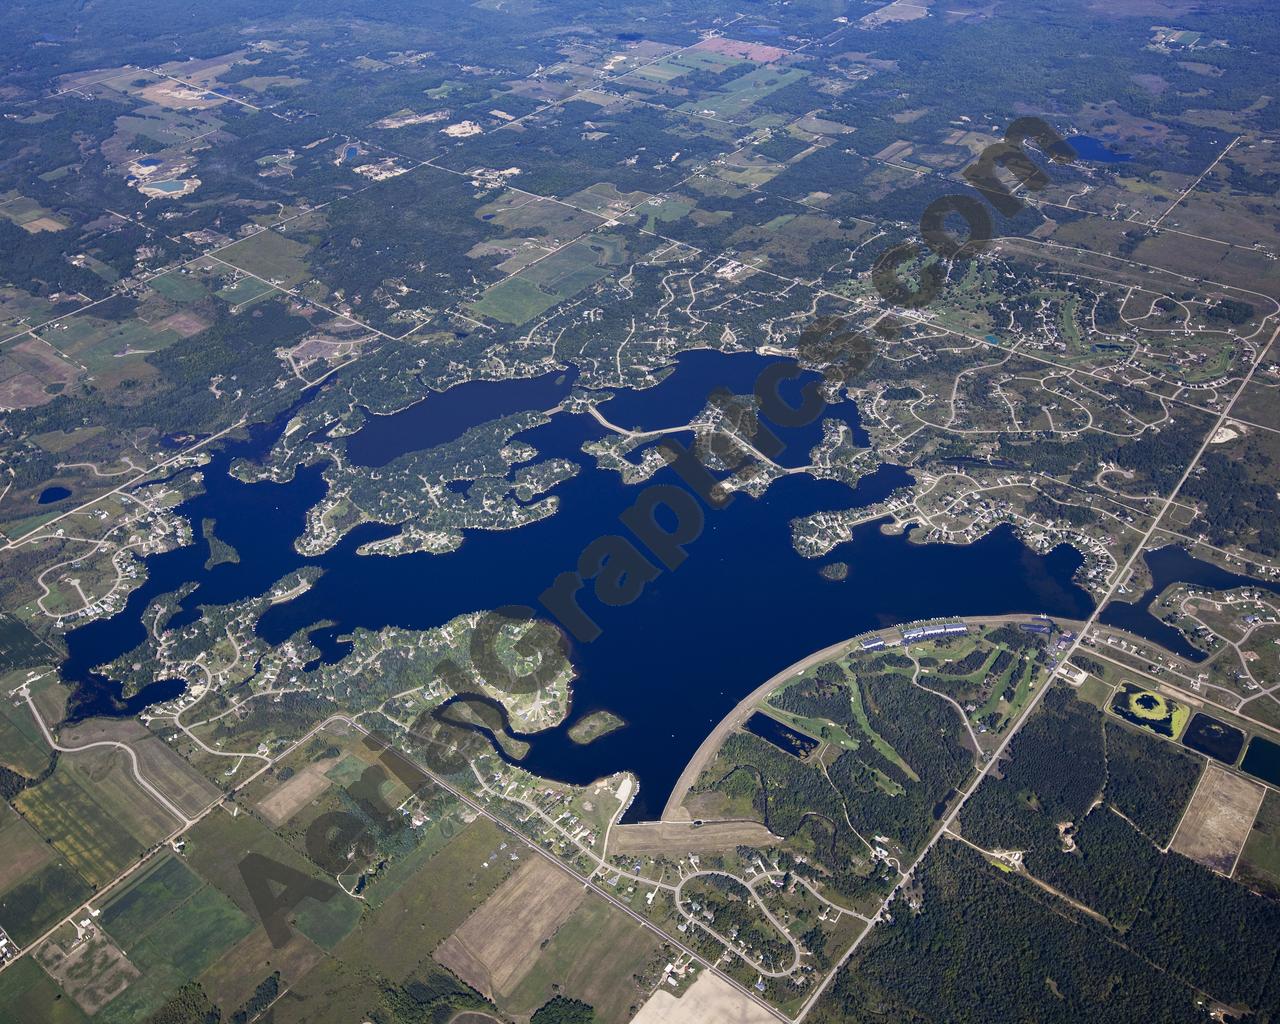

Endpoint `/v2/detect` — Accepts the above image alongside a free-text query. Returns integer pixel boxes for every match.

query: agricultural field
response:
[434,855,586,999]
[15,748,176,888]
[1170,764,1265,874]
[1236,790,1280,899]
[3,0,1280,1019]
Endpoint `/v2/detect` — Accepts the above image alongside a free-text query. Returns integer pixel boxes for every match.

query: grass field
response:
[129,882,255,977]
[15,758,150,887]
[1236,790,1280,898]
[0,956,89,1024]
[469,234,625,325]
[0,614,55,673]
[502,893,666,1024]
[99,854,203,943]
[361,798,469,908]
[182,807,363,951]
[610,820,778,856]
[0,857,92,946]
[94,855,255,1024]
[0,699,55,776]
[335,816,516,981]
[1075,675,1113,709]
[197,924,326,1015]
[0,800,54,893]
[677,66,808,120]
[435,855,585,998]
[148,270,211,304]
[468,275,560,325]
[219,227,313,288]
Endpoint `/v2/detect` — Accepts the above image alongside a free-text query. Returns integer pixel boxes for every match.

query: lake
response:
[1241,736,1280,787]
[1101,545,1280,662]
[1068,135,1133,164]
[59,350,1095,820]
[38,486,72,505]
[745,712,820,759]
[1182,712,1245,764]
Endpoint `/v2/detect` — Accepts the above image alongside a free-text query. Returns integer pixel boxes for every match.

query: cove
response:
[59,350,1094,821]
[1100,545,1280,662]
[1068,135,1133,164]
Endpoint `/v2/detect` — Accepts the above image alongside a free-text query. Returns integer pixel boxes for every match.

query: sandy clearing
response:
[629,970,778,1024]
[255,763,334,826]
[611,820,779,856]
[1171,764,1264,874]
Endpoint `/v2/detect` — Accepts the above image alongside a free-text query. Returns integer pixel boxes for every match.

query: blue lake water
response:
[346,367,579,468]
[60,350,1095,820]
[1100,545,1280,662]
[38,486,72,504]
[1069,135,1133,164]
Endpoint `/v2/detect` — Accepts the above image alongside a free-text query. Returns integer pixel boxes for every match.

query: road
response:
[20,683,192,827]
[791,321,1280,1022]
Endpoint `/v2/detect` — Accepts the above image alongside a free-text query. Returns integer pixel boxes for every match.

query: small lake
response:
[1241,736,1280,787]
[1182,712,1245,764]
[59,349,1095,820]
[1068,135,1133,164]
[38,486,72,505]
[745,712,820,759]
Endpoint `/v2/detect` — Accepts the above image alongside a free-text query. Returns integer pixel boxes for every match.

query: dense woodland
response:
[962,687,1279,1011]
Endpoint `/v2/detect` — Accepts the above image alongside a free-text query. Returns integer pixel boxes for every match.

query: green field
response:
[0,613,54,672]
[469,276,560,325]
[1075,675,1113,709]
[0,956,88,1024]
[502,893,663,1024]
[0,801,55,894]
[129,882,255,976]
[219,227,313,288]
[0,858,92,946]
[335,816,515,980]
[216,275,278,308]
[361,798,469,908]
[1236,790,1280,899]
[469,235,624,325]
[16,762,148,887]
[0,688,53,776]
[182,808,363,950]
[678,66,808,119]
[99,854,204,941]
[96,853,256,1024]
[149,270,211,303]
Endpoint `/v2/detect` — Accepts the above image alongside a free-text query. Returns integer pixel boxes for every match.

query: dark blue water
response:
[346,367,578,468]
[1069,136,1133,164]
[1241,736,1280,787]
[59,352,1095,819]
[745,711,819,758]
[38,486,72,504]
[596,349,869,451]
[1100,546,1280,662]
